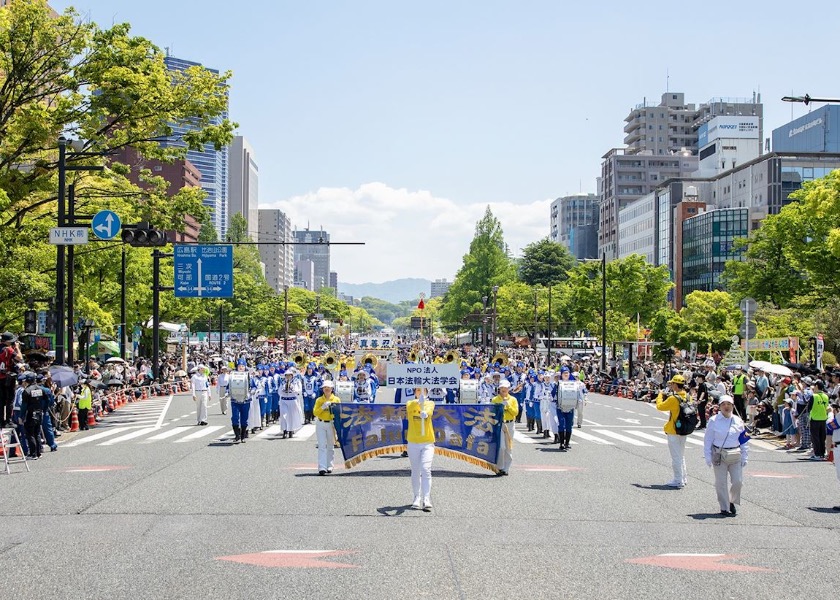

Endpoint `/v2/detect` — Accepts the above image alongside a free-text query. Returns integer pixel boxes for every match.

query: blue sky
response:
[53,0,840,283]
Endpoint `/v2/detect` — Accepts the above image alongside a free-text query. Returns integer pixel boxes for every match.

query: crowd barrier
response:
[69,380,192,433]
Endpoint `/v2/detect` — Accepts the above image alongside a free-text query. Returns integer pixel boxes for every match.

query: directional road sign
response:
[91,210,122,240]
[739,321,758,339]
[50,227,89,245]
[739,297,758,314]
[174,245,234,298]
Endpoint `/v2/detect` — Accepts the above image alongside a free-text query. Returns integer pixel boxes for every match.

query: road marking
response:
[592,429,652,446]
[513,430,538,444]
[624,430,668,444]
[62,427,136,447]
[522,466,583,472]
[64,465,130,473]
[627,553,773,572]
[217,550,359,569]
[290,423,316,441]
[99,427,160,446]
[174,425,225,442]
[617,418,641,425]
[154,395,174,428]
[255,425,284,438]
[144,427,192,442]
[572,430,614,445]
[581,418,602,426]
[657,431,704,446]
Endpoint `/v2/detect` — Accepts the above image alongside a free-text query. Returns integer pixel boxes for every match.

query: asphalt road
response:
[2,388,838,599]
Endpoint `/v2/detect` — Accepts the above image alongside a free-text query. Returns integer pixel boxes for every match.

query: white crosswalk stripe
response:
[571,430,614,445]
[174,425,226,442]
[592,429,652,446]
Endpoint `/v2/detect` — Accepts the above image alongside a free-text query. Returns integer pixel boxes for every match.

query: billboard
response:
[698,116,760,147]
[772,105,840,153]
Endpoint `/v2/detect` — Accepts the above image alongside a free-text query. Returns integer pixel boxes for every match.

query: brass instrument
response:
[491,351,509,367]
[291,351,307,369]
[362,353,378,368]
[444,349,460,364]
[323,351,338,370]
[408,350,418,363]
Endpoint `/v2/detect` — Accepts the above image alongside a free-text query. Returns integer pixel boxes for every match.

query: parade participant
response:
[279,368,304,438]
[216,366,230,416]
[353,370,373,403]
[77,377,93,431]
[228,365,251,444]
[191,365,210,426]
[556,368,584,450]
[313,380,340,475]
[268,364,281,424]
[256,365,270,428]
[478,373,495,404]
[540,372,558,440]
[406,387,436,509]
[523,371,540,432]
[303,364,320,424]
[394,385,415,405]
[492,380,518,476]
[656,374,690,488]
[366,365,379,401]
[20,372,54,460]
[427,386,446,403]
[573,370,587,428]
[703,395,749,516]
[511,364,526,423]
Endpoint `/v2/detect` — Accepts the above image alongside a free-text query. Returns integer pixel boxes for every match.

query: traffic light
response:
[24,309,37,333]
[122,222,167,247]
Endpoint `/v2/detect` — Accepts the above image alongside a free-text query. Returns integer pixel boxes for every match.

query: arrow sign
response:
[174,245,233,298]
[91,210,122,240]
[626,553,772,572]
[216,550,358,569]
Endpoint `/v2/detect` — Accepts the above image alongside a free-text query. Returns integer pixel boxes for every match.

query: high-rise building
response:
[430,279,451,298]
[550,193,599,259]
[681,208,748,303]
[161,53,229,238]
[294,229,330,291]
[329,272,338,289]
[258,209,294,293]
[228,136,259,241]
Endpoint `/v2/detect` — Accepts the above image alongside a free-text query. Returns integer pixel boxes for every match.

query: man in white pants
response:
[313,380,340,475]
[191,366,210,426]
[216,366,230,416]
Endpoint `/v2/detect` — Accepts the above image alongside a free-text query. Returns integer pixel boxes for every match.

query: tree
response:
[519,238,576,286]
[677,291,741,354]
[439,206,515,327]
[198,221,219,243]
[225,213,251,243]
[0,0,234,329]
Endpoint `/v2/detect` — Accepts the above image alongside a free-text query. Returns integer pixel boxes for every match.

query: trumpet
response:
[491,351,509,367]
[291,351,307,369]
[323,351,338,370]
[444,349,460,364]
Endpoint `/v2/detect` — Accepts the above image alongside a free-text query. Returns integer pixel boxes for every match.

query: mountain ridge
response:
[338,278,431,304]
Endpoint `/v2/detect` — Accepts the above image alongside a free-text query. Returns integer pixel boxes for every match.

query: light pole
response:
[601,251,607,373]
[283,285,289,355]
[491,285,499,357]
[533,288,539,351]
[547,285,552,365]
[481,295,488,356]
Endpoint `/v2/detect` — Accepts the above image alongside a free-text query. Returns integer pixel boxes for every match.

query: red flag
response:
[417,299,425,310]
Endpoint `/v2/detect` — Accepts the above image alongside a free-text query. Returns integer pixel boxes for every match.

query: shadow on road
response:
[687,512,731,520]
[631,483,685,491]
[807,507,840,514]
[297,469,492,479]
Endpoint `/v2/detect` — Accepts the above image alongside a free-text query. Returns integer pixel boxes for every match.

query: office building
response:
[161,53,229,238]
[696,116,761,176]
[329,272,338,290]
[430,279,451,298]
[617,193,656,264]
[228,136,259,241]
[772,105,840,153]
[550,193,599,259]
[295,259,315,291]
[681,208,748,304]
[258,209,294,293]
[294,229,330,291]
[672,200,708,308]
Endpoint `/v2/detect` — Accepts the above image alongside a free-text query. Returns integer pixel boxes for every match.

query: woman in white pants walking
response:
[406,388,436,511]
[313,381,340,475]
[704,395,748,516]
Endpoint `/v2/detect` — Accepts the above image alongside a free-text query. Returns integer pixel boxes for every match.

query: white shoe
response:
[411,497,422,510]
[423,497,432,509]
[665,480,684,488]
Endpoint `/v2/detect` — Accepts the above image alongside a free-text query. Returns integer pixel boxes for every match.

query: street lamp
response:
[491,285,499,357]
[781,94,840,105]
[283,285,289,355]
[481,295,488,356]
[601,251,607,373]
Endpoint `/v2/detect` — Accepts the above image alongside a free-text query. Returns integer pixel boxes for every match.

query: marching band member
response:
[479,373,495,404]
[228,365,251,444]
[353,370,373,403]
[555,368,585,450]
[313,380,340,475]
[191,365,210,426]
[573,370,587,428]
[303,363,320,424]
[427,386,446,403]
[269,364,282,424]
[524,371,541,432]
[492,380,518,476]
[247,367,262,436]
[256,365,269,428]
[539,371,558,440]
[279,368,304,438]
[406,387,436,510]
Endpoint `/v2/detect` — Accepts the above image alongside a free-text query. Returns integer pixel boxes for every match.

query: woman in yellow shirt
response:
[312,380,340,475]
[406,387,436,511]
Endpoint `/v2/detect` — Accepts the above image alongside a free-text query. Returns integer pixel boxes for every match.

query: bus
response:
[535,336,599,357]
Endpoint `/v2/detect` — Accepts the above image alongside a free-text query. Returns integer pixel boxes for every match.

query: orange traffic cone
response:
[70,407,80,432]
[829,449,834,464]
[106,396,114,413]
[87,408,96,428]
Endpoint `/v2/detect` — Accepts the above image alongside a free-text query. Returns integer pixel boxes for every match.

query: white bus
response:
[535,336,599,357]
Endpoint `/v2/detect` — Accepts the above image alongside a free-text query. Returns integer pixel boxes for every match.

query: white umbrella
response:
[762,363,793,377]
[105,356,126,364]
[749,360,772,370]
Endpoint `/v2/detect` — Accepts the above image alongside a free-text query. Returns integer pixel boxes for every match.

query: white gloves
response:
[420,411,429,419]
[323,402,332,410]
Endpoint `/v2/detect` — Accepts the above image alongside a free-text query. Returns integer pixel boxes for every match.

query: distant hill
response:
[339,278,431,304]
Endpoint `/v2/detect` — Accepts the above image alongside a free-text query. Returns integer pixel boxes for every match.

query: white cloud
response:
[262,183,553,284]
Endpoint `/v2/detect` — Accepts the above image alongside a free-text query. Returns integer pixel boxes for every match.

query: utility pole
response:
[151,248,174,382]
[283,285,289,355]
[120,245,127,360]
[601,251,607,373]
[55,138,67,364]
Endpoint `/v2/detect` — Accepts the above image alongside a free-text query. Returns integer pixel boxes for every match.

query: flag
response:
[417,299,425,310]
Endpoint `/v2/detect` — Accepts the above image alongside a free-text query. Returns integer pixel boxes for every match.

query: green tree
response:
[519,238,575,286]
[225,213,251,243]
[198,221,219,243]
[439,206,515,327]
[677,291,741,354]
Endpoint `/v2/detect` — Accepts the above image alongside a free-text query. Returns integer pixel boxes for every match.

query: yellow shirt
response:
[313,393,340,422]
[406,399,436,444]
[656,389,688,435]
[492,393,519,422]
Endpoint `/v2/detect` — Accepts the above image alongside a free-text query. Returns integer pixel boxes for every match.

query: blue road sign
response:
[91,210,122,240]
[174,245,234,298]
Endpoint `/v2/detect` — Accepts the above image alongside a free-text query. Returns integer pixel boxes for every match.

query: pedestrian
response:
[695,373,710,430]
[216,366,230,416]
[828,402,840,511]
[77,377,93,431]
[573,370,587,428]
[809,380,830,460]
[703,395,749,516]
[406,387,435,510]
[656,374,690,488]
[191,366,210,426]
[20,372,53,460]
[313,380,340,475]
[781,399,797,449]
[492,379,519,476]
[731,368,748,419]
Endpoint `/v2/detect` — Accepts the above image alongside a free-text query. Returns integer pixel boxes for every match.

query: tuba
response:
[323,351,338,370]
[408,350,418,363]
[362,353,378,369]
[291,351,307,369]
[491,351,509,367]
[444,349,460,364]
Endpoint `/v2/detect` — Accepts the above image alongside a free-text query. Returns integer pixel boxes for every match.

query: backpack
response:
[674,397,698,436]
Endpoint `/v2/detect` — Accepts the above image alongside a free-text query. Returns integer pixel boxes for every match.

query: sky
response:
[52,0,840,284]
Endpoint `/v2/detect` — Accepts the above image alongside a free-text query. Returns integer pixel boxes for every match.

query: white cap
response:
[719,394,735,405]
[499,379,511,388]
[321,380,334,388]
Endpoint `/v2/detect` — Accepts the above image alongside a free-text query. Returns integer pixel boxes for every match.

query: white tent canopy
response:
[143,320,185,333]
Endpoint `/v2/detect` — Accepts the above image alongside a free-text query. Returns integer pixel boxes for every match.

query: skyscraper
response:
[228,136,259,241]
[258,209,294,293]
[161,53,229,238]
[294,229,330,292]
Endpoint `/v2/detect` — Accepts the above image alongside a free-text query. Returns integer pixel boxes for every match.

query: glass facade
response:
[681,208,748,305]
